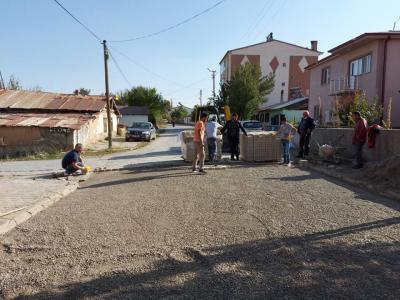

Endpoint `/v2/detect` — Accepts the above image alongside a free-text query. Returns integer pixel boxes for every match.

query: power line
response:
[240,0,275,41]
[253,0,288,40]
[109,45,184,87]
[52,0,102,42]
[109,0,227,43]
[108,49,133,87]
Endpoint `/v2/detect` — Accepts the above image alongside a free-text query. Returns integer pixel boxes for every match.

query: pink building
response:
[307,32,400,128]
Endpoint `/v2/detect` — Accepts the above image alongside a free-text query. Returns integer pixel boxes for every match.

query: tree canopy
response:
[119,86,171,125]
[223,63,275,120]
[171,103,188,121]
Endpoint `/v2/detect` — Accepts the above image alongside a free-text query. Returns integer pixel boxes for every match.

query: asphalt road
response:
[1,164,399,299]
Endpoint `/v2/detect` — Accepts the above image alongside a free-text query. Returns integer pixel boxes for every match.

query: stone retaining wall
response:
[309,128,400,161]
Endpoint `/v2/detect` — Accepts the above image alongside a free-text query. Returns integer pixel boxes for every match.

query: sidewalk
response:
[0,125,189,234]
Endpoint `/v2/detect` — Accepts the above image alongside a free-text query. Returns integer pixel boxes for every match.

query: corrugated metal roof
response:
[0,89,109,112]
[0,112,95,130]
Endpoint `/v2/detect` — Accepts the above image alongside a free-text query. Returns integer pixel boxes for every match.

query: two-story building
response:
[219,33,321,125]
[307,32,400,127]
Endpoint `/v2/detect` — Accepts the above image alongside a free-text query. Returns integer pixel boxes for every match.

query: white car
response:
[240,120,264,132]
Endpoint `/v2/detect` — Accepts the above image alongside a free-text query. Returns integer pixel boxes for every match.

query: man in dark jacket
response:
[297,111,315,158]
[221,113,247,160]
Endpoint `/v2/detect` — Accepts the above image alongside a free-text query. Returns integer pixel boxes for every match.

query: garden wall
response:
[309,128,400,161]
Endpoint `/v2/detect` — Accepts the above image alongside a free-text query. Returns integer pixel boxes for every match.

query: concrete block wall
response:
[310,128,400,161]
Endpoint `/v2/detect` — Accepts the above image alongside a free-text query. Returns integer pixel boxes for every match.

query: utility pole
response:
[102,40,112,149]
[199,89,203,107]
[207,68,216,105]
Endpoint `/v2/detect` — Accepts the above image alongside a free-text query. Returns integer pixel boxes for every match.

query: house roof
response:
[0,89,120,114]
[0,112,95,130]
[259,97,308,112]
[219,39,322,64]
[306,32,400,70]
[118,106,149,115]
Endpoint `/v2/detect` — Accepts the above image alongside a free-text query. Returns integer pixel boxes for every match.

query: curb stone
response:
[0,180,80,235]
[306,163,400,202]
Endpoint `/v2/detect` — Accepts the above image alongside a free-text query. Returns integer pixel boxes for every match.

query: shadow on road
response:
[20,217,400,299]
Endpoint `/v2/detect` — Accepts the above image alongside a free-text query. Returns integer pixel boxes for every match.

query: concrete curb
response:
[0,181,79,235]
[306,163,400,202]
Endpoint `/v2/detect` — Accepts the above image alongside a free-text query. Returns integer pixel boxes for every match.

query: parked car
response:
[240,120,263,132]
[126,122,157,142]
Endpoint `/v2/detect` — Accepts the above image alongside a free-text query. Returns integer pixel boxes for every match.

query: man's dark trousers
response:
[229,136,240,159]
[298,133,311,157]
[354,141,364,167]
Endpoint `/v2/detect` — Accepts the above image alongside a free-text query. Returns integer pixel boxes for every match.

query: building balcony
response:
[329,76,360,96]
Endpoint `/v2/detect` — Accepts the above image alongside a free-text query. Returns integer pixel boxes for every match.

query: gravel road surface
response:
[1,164,399,299]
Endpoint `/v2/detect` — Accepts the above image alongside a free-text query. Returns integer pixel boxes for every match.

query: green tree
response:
[215,82,229,111]
[7,75,21,90]
[76,88,91,96]
[226,63,274,119]
[171,104,188,121]
[120,86,165,125]
[337,92,382,127]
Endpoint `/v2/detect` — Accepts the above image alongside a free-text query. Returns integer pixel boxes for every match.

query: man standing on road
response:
[62,143,85,175]
[297,111,315,158]
[205,116,222,163]
[351,111,368,169]
[192,113,208,173]
[221,113,247,160]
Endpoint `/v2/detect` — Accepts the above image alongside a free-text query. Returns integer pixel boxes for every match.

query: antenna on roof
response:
[393,16,400,31]
[266,32,273,42]
[0,71,5,89]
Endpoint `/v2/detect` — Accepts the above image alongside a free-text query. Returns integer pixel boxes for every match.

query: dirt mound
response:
[362,155,400,186]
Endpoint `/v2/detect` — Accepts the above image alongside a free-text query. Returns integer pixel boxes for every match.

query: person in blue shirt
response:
[61,143,85,174]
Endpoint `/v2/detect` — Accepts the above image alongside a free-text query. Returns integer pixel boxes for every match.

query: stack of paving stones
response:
[241,132,281,162]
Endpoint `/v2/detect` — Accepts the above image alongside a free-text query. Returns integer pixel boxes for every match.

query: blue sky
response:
[1,0,399,107]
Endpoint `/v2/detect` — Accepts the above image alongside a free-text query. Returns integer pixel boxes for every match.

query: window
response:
[281,82,285,86]
[280,90,284,102]
[321,67,331,85]
[350,54,372,76]
[282,63,287,67]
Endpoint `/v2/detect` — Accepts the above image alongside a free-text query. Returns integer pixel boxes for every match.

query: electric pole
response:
[199,89,203,107]
[207,68,216,105]
[102,40,112,149]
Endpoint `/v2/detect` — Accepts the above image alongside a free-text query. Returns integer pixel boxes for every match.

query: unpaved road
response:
[1,164,399,299]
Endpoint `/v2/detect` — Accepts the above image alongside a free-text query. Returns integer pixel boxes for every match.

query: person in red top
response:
[192,113,208,173]
[352,111,367,168]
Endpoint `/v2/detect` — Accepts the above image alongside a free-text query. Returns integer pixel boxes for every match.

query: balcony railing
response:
[329,76,359,95]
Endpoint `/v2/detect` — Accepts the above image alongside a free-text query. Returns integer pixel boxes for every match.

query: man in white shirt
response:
[205,116,222,162]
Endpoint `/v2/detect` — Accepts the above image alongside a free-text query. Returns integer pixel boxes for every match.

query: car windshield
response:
[131,122,150,129]
[243,122,262,129]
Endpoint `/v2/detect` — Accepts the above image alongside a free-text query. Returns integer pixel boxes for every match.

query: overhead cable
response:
[52,0,102,42]
[109,0,227,43]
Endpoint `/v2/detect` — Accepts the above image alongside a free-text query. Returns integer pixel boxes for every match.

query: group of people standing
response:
[276,111,315,166]
[192,112,248,173]
[192,110,317,172]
